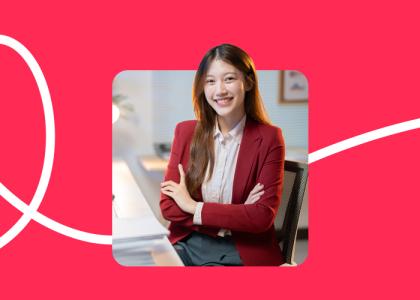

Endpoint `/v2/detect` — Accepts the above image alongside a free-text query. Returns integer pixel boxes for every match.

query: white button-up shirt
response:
[193,115,246,236]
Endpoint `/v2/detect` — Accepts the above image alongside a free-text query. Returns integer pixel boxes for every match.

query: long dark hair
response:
[186,44,271,196]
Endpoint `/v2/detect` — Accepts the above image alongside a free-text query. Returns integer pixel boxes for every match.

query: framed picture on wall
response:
[279,70,308,103]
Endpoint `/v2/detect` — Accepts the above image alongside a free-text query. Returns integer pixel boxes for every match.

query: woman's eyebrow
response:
[206,72,237,77]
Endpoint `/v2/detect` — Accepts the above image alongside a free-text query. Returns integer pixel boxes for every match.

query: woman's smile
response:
[214,96,234,107]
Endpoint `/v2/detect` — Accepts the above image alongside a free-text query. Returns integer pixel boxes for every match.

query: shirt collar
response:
[214,115,247,143]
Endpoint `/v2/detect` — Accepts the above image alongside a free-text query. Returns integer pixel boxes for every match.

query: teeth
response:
[215,97,232,102]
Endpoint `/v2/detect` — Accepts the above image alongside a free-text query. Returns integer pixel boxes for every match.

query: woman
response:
[160,44,285,266]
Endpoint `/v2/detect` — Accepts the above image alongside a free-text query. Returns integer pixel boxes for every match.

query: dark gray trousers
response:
[174,232,243,266]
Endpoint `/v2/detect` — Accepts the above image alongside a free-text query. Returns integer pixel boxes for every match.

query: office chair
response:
[275,160,308,265]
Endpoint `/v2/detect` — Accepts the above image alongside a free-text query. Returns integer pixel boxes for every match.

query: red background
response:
[1,1,419,299]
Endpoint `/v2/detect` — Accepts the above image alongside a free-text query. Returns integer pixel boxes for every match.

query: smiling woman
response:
[204,59,248,123]
[160,44,285,266]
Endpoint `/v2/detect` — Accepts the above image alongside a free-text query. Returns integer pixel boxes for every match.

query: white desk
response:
[138,155,169,172]
[112,160,183,266]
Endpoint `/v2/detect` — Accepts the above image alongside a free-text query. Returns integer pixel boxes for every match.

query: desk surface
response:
[112,160,183,266]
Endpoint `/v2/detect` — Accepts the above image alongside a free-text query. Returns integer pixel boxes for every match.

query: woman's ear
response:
[245,76,254,91]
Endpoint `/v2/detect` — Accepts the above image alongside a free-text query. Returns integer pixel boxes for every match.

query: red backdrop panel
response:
[1,1,419,299]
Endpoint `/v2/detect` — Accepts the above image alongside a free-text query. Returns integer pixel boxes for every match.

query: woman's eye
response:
[225,77,235,81]
[206,79,215,84]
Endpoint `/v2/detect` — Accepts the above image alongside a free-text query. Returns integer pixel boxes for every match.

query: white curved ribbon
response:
[308,118,420,164]
[0,35,111,247]
[0,34,418,247]
[0,35,57,248]
[0,183,111,244]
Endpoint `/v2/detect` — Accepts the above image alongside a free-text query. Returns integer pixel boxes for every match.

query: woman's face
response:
[204,59,248,120]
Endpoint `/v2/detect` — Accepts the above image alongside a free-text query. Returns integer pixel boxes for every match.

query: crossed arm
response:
[159,125,284,234]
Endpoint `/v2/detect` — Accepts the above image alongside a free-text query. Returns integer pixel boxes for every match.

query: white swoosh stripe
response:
[1,118,417,246]
[1,35,419,247]
[0,183,112,244]
[308,118,420,164]
[0,34,56,248]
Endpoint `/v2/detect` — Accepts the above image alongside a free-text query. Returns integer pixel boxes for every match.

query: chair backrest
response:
[275,160,308,264]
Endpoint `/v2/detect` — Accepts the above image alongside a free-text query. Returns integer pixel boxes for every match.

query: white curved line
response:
[0,35,418,248]
[0,35,56,248]
[0,183,111,244]
[308,118,420,164]
[0,34,112,246]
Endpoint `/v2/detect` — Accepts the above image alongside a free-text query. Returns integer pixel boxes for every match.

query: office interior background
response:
[112,70,308,264]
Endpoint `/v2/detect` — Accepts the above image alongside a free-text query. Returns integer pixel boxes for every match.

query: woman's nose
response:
[215,81,227,95]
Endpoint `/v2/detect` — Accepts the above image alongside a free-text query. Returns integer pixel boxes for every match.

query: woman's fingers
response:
[161,189,170,194]
[247,194,262,204]
[178,164,185,185]
[246,196,258,204]
[250,183,264,196]
[161,190,174,197]
[161,186,175,192]
[245,185,265,204]
[161,187,171,193]
[250,184,258,193]
[161,187,175,197]
[254,190,264,198]
[161,180,177,188]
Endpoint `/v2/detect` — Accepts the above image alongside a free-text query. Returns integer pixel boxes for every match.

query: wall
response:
[150,71,308,148]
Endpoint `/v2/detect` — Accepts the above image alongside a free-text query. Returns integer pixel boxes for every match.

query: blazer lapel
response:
[232,118,262,204]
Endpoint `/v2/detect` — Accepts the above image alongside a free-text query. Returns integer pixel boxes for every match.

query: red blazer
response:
[160,118,285,266]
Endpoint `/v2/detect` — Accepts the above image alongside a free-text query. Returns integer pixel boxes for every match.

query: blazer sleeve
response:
[159,123,195,228]
[200,128,285,233]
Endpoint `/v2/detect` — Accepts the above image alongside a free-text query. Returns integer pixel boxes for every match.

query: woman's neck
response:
[217,112,246,135]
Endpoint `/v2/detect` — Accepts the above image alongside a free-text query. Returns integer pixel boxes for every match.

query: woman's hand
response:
[244,183,265,204]
[161,164,197,214]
